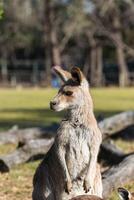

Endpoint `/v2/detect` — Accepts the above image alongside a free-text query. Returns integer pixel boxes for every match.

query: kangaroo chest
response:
[65,126,93,179]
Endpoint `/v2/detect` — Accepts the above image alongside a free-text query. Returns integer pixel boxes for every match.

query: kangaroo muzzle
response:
[50,101,59,110]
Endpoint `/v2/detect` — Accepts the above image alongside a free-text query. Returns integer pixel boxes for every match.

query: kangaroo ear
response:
[71,67,89,88]
[52,66,71,82]
[118,188,131,200]
[71,67,84,84]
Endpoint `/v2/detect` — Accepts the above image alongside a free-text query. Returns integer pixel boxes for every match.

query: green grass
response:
[0,88,60,130]
[0,88,133,200]
[0,87,133,130]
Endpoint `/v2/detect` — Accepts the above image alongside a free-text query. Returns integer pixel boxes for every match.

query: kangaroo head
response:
[118,188,134,200]
[50,66,91,112]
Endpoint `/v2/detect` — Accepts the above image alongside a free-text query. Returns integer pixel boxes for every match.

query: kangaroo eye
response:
[64,91,73,96]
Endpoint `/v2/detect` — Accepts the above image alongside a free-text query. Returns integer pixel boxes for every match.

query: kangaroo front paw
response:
[83,179,92,193]
[65,180,72,194]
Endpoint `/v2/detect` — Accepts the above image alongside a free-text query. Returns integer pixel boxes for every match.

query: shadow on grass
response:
[0,108,125,131]
[0,108,63,130]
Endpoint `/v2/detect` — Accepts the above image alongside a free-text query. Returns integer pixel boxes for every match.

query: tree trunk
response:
[83,54,90,78]
[90,38,97,86]
[95,45,103,87]
[1,59,8,84]
[51,29,61,66]
[116,40,129,87]
[86,32,103,87]
[44,0,52,85]
[50,7,61,66]
[112,15,129,87]
[44,0,61,85]
[1,51,8,84]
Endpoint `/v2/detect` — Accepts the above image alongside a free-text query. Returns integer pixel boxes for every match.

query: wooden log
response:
[99,140,126,165]
[99,111,134,139]
[0,111,133,145]
[0,138,54,173]
[0,125,19,144]
[0,126,54,145]
[102,154,134,198]
[2,138,125,171]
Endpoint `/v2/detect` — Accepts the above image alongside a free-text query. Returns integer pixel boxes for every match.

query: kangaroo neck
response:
[65,96,97,128]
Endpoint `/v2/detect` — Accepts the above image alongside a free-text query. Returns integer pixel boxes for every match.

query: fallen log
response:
[102,154,134,198]
[0,137,128,173]
[0,125,19,144]
[0,111,133,145]
[99,140,126,165]
[0,138,54,173]
[0,111,133,173]
[0,126,55,145]
[99,111,134,139]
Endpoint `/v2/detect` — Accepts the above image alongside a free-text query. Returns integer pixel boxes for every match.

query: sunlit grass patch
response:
[0,161,39,200]
[0,87,133,130]
[115,139,134,153]
[0,144,17,155]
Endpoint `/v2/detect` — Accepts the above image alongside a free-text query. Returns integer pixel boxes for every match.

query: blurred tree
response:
[93,0,134,87]
[61,0,104,86]
[44,0,62,84]
[0,0,133,86]
[0,0,44,83]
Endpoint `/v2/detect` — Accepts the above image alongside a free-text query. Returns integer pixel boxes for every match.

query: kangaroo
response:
[118,188,134,200]
[32,66,102,200]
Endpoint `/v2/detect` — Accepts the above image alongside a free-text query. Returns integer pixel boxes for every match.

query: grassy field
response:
[0,88,134,200]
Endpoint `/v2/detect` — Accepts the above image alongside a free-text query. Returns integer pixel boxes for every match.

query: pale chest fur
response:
[56,121,94,180]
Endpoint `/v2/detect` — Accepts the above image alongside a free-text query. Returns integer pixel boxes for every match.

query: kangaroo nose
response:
[50,101,57,106]
[50,101,57,110]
